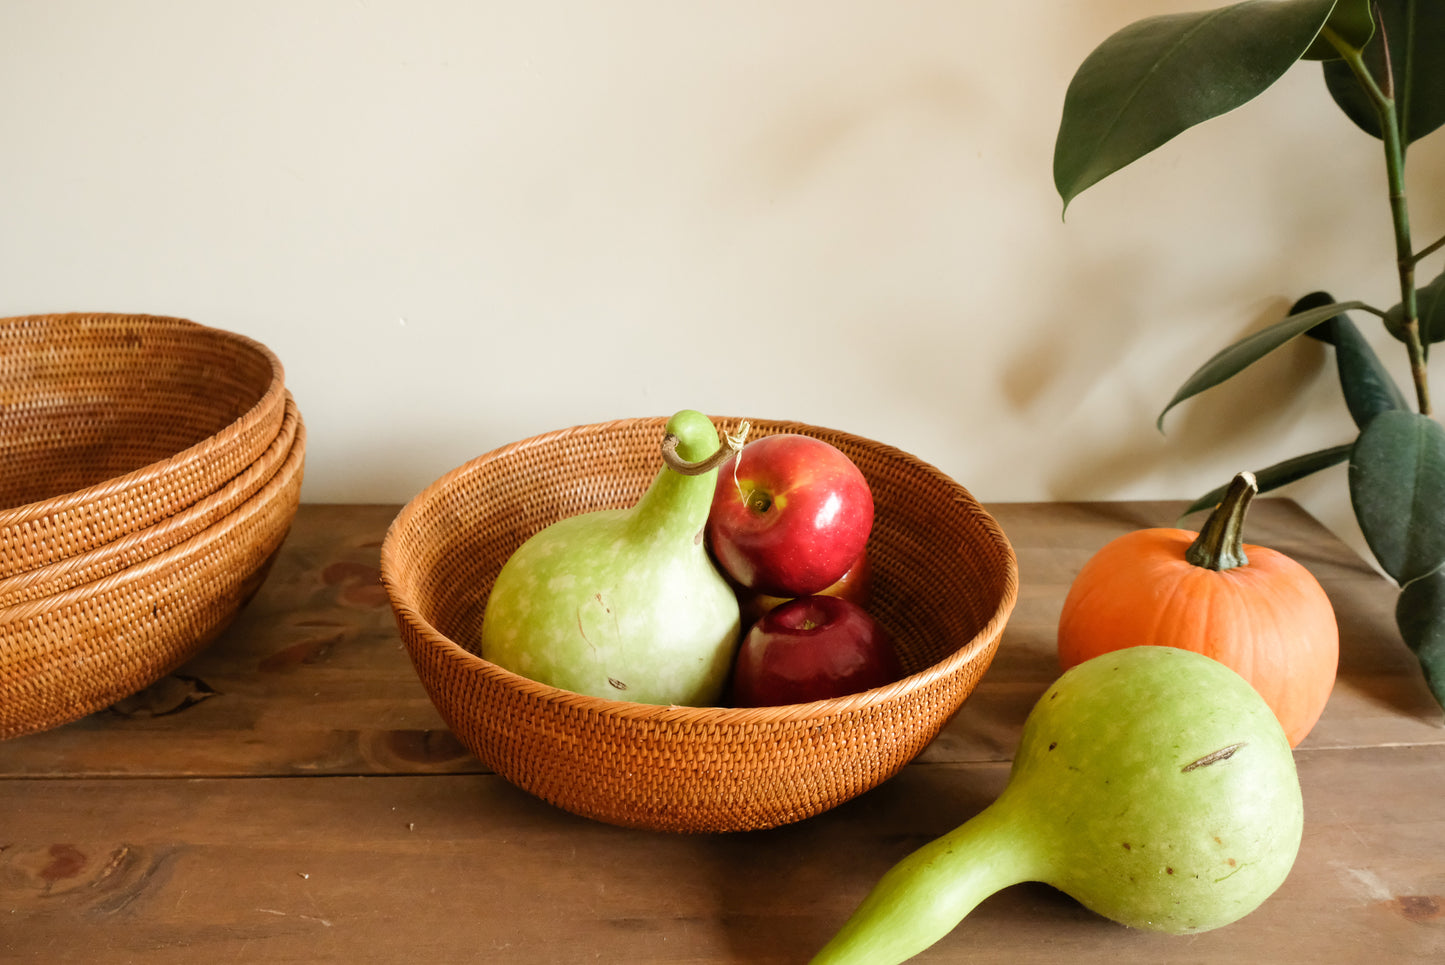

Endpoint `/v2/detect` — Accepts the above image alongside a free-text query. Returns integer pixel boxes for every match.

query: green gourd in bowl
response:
[480,409,743,705]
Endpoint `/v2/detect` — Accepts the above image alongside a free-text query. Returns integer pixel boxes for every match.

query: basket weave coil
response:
[1,311,301,739]
[0,312,286,578]
[0,411,305,738]
[0,394,301,607]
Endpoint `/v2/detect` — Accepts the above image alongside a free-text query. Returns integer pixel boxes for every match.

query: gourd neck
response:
[807,798,1036,965]
[1185,471,1258,572]
[630,412,747,536]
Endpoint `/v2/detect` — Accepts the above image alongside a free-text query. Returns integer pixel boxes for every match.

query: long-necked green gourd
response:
[810,646,1303,964]
[480,410,744,706]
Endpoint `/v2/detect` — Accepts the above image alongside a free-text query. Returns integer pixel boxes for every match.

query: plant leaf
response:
[1349,410,1445,584]
[1178,443,1354,519]
[1158,300,1367,430]
[1396,569,1445,710]
[1298,289,1344,344]
[1385,263,1445,352]
[1321,308,1409,427]
[1302,0,1377,59]
[1324,0,1445,144]
[1055,0,1338,209]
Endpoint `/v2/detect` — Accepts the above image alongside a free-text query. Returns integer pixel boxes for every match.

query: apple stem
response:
[662,419,750,476]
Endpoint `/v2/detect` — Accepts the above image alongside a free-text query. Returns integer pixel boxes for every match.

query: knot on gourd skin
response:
[1181,742,1246,772]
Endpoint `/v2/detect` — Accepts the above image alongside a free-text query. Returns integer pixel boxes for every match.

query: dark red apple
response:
[735,547,874,630]
[706,433,873,598]
[730,595,903,707]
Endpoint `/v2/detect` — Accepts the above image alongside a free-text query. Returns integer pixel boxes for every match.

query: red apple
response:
[735,547,874,629]
[730,595,903,707]
[706,433,873,598]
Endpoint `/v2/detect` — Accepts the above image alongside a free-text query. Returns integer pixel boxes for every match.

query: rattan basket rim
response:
[0,312,286,527]
[379,414,1020,727]
[0,393,300,607]
[0,408,305,627]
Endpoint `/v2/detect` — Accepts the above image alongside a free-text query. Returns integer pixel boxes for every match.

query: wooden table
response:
[2,501,1442,963]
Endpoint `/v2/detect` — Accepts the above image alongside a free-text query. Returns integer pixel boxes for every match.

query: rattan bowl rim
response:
[0,393,301,607]
[0,311,286,528]
[380,414,1020,728]
[0,410,306,628]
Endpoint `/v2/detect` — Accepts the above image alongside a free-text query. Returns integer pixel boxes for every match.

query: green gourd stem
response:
[659,418,749,476]
[641,417,752,538]
[809,799,1037,965]
[630,411,728,536]
[1185,471,1258,572]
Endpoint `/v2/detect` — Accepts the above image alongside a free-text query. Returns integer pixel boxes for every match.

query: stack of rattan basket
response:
[0,312,305,738]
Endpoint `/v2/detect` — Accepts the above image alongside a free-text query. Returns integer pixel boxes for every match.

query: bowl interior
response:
[0,313,279,509]
[391,416,1015,698]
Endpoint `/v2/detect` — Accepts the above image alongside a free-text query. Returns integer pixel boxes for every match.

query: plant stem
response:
[1333,33,1433,415]
[1417,232,1445,265]
[1378,100,1432,414]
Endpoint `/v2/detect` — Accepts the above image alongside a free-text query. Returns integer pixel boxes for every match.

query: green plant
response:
[1053,0,1445,708]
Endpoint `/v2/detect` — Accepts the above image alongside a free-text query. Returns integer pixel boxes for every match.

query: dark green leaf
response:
[1349,410,1445,584]
[1298,290,1343,343]
[1158,300,1367,430]
[1324,0,1445,144]
[1396,570,1445,709]
[1324,310,1408,427]
[1422,267,1445,348]
[1178,443,1354,519]
[1055,0,1338,209]
[1303,0,1377,59]
[1385,263,1445,352]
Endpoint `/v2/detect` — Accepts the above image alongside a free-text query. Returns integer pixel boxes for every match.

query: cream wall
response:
[4,1,1441,563]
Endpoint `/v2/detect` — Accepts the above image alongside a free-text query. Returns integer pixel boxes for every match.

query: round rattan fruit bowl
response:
[381,416,1018,834]
[0,312,287,578]
[0,409,305,739]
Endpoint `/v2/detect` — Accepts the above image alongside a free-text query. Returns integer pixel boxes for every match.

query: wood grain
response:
[1,501,1442,962]
[1,748,1440,964]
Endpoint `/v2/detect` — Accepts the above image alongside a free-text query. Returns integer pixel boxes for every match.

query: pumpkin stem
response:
[1185,471,1258,572]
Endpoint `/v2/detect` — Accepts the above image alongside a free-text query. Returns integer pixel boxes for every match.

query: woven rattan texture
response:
[0,313,285,577]
[0,394,300,607]
[381,416,1018,833]
[0,408,305,739]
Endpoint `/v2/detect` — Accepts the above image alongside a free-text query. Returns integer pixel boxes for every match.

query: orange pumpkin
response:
[1057,471,1338,747]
